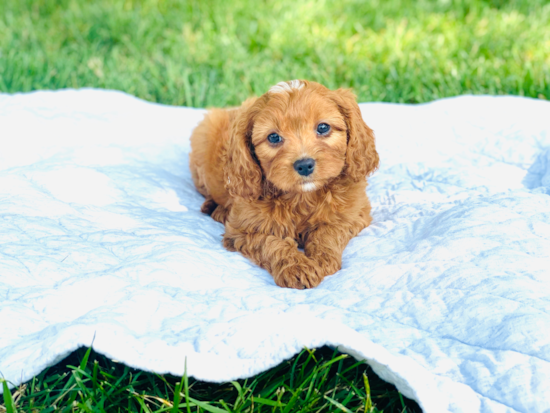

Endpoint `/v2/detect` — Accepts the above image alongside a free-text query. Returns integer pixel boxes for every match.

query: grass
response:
[0,0,549,107]
[1,347,421,412]
[1,0,549,411]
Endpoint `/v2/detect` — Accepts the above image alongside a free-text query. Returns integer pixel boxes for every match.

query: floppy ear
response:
[331,88,379,182]
[223,98,264,201]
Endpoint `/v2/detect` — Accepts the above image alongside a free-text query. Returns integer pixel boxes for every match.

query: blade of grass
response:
[230,380,245,409]
[218,398,233,412]
[323,395,354,413]
[251,397,286,408]
[330,354,345,401]
[281,387,302,413]
[399,392,407,412]
[363,373,372,413]
[289,349,305,389]
[92,360,99,396]
[171,381,183,413]
[302,369,319,405]
[1,379,16,413]
[185,396,229,413]
[133,392,154,413]
[183,358,191,413]
[79,346,93,371]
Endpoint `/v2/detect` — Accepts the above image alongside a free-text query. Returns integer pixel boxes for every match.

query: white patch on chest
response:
[269,80,305,94]
[301,182,317,192]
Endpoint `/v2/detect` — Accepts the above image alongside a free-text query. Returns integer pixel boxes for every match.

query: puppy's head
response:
[224,80,379,200]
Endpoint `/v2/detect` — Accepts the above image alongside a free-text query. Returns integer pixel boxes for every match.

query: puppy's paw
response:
[222,235,237,252]
[200,198,218,215]
[274,257,324,289]
[305,247,342,276]
[211,204,229,224]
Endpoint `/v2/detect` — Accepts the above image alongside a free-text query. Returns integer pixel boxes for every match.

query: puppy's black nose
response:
[293,158,315,176]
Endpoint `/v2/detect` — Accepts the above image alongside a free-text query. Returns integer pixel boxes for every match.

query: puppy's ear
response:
[224,98,264,200]
[331,88,379,182]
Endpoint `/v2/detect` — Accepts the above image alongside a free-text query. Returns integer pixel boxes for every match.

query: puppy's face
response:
[224,80,378,201]
[250,81,348,193]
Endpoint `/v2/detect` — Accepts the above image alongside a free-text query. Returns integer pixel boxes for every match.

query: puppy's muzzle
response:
[294,158,315,176]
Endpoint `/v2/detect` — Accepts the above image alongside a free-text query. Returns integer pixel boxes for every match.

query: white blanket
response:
[1,90,549,413]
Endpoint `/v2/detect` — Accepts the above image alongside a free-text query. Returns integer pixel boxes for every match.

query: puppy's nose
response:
[293,158,315,176]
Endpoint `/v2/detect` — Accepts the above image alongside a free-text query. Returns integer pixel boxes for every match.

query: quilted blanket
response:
[1,89,549,413]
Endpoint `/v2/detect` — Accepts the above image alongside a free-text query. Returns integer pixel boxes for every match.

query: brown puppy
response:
[189,80,379,289]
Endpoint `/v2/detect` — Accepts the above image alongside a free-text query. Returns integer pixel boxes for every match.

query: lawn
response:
[1,0,549,411]
[1,347,422,413]
[1,0,549,107]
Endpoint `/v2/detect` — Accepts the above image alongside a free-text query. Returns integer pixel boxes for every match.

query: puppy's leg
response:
[211,204,230,224]
[223,230,323,289]
[304,221,367,277]
[200,198,230,224]
[200,197,218,215]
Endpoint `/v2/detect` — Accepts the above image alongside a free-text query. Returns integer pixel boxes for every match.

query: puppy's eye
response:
[316,123,330,135]
[267,133,282,144]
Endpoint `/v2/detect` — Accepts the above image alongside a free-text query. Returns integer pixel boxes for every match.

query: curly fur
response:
[189,80,379,289]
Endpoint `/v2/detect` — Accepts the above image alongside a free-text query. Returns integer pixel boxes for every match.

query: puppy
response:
[189,80,379,289]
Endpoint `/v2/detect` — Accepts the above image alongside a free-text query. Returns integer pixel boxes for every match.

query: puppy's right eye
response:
[267,133,282,144]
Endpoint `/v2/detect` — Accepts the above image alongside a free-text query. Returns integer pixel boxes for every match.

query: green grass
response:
[1,0,549,107]
[2,0,549,411]
[1,347,420,412]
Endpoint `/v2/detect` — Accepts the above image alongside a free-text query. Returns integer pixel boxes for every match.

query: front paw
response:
[305,247,342,276]
[200,198,218,215]
[222,235,237,252]
[211,204,229,224]
[274,257,324,289]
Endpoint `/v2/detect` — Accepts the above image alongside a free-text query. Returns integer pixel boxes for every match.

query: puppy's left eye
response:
[316,123,330,135]
[267,133,282,144]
